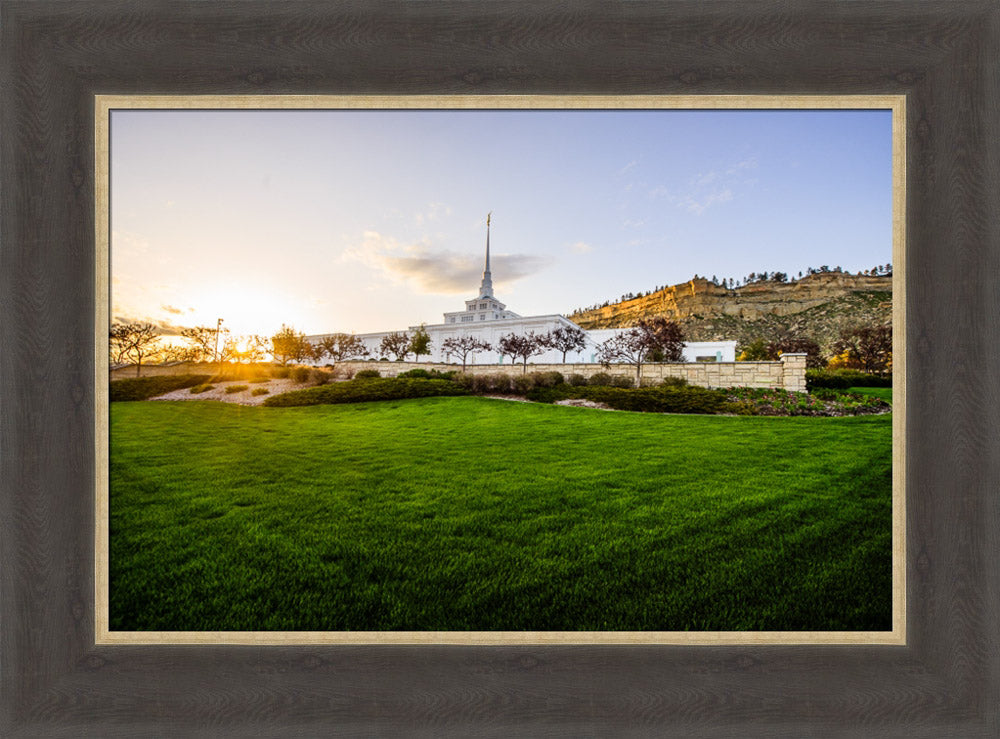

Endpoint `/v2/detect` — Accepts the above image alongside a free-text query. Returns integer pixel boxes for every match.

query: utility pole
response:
[213,318,224,364]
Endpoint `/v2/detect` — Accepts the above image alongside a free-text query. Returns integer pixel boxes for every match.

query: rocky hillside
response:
[567,272,892,356]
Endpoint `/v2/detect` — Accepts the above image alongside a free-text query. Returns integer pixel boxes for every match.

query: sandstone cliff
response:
[567,272,892,355]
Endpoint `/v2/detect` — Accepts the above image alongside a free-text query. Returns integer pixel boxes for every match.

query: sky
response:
[110,107,892,338]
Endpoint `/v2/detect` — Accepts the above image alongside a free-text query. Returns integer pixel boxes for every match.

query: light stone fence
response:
[338,353,808,393]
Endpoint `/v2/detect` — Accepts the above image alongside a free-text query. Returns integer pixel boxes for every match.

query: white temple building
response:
[309,217,735,366]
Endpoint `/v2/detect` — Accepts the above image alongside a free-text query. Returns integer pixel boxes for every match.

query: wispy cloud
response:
[677,188,733,215]
[111,313,188,337]
[343,231,550,294]
[726,156,758,175]
[648,155,758,216]
[160,304,186,315]
[617,160,638,177]
[414,202,453,226]
[568,241,593,254]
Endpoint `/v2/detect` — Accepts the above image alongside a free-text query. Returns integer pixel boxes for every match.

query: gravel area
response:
[150,384,617,411]
[150,378,313,406]
[554,398,615,410]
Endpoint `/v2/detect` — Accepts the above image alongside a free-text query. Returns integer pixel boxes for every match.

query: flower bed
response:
[724,387,890,416]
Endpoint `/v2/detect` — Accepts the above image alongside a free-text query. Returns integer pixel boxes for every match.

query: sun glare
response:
[182,284,308,339]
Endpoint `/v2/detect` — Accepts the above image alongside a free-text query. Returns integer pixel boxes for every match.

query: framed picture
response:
[3,2,997,736]
[95,95,904,647]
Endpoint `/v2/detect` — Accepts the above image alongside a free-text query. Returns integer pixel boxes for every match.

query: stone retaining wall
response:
[340,353,808,392]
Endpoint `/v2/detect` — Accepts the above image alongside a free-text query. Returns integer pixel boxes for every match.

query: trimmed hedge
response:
[807,369,892,390]
[354,369,381,379]
[397,368,457,381]
[525,385,729,414]
[110,374,211,402]
[263,378,468,407]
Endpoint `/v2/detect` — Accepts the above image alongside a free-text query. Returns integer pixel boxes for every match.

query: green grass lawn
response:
[110,397,892,632]
[848,386,893,402]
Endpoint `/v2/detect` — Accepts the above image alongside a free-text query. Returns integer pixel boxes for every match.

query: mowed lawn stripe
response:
[109,397,892,631]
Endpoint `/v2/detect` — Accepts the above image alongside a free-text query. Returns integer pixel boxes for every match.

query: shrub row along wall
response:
[339,353,808,392]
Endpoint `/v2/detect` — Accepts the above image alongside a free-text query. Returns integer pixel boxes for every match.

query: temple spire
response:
[480,212,494,297]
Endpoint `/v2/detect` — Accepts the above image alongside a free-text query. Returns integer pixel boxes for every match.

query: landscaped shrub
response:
[250,376,270,384]
[722,400,759,415]
[588,372,614,386]
[470,373,514,394]
[271,367,291,379]
[807,368,891,390]
[524,385,728,414]
[354,369,381,379]
[527,371,564,388]
[511,374,534,395]
[291,367,313,383]
[312,369,334,386]
[589,386,727,414]
[224,384,250,394]
[568,373,588,387]
[189,384,214,394]
[251,387,269,396]
[398,368,457,381]
[659,376,689,388]
[109,374,211,401]
[452,372,475,390]
[263,377,468,407]
[609,374,636,388]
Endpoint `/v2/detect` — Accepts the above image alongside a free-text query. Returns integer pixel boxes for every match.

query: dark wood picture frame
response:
[2,1,997,735]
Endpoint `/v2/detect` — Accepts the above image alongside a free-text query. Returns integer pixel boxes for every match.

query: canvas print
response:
[106,104,896,636]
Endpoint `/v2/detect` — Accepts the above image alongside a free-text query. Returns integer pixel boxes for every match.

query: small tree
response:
[595,317,685,386]
[216,335,240,364]
[271,324,309,365]
[408,324,432,361]
[639,317,685,363]
[317,332,367,365]
[737,338,770,361]
[110,322,161,376]
[497,332,546,373]
[441,336,491,371]
[539,325,588,363]
[834,324,892,374]
[766,335,825,369]
[109,323,132,365]
[239,335,269,364]
[179,326,221,362]
[160,343,201,363]
[379,331,411,361]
